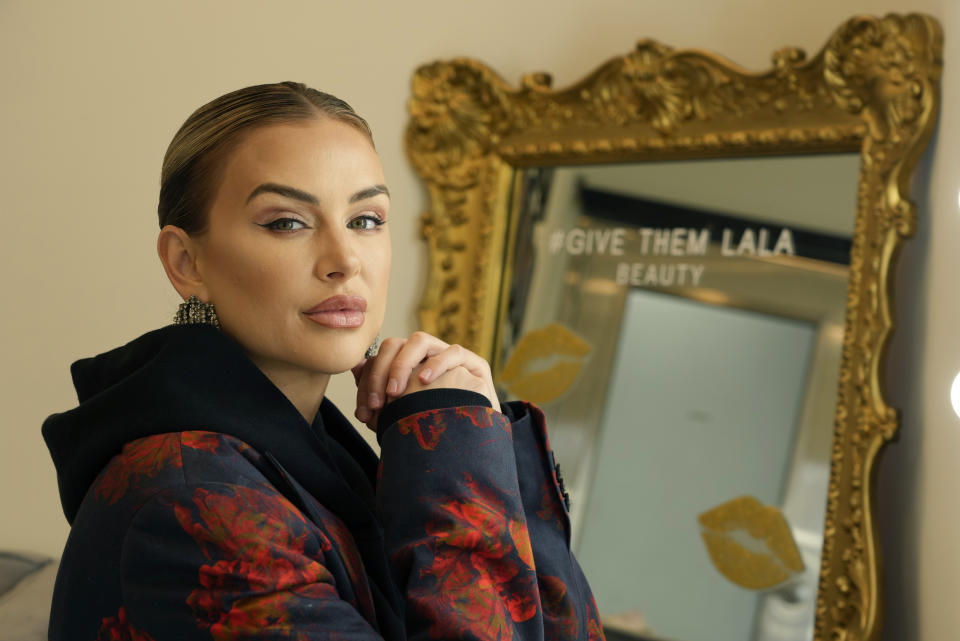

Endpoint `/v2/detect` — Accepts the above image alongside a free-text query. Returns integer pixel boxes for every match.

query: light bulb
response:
[951,371,960,419]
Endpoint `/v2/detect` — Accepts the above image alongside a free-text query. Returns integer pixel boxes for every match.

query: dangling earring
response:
[364,333,381,359]
[173,295,220,328]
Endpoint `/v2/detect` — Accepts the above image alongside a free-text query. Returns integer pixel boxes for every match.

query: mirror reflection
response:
[493,154,860,641]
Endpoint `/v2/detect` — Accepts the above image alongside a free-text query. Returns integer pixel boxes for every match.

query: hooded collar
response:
[43,324,407,635]
[42,324,379,526]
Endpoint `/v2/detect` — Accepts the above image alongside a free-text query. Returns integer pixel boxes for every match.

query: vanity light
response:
[951,371,960,420]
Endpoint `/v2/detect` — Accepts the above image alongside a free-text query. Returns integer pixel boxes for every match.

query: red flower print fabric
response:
[66,404,606,641]
[410,474,538,641]
[586,596,605,641]
[395,405,510,451]
[173,485,336,640]
[538,574,579,641]
[396,411,446,450]
[298,496,379,622]
[94,432,220,505]
[97,607,156,641]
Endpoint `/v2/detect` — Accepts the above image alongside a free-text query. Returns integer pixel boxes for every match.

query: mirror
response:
[496,155,856,640]
[405,14,941,641]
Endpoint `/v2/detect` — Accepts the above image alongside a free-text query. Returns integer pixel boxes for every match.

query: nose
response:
[316,229,361,281]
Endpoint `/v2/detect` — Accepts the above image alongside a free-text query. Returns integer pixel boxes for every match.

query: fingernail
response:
[368,392,381,409]
[356,406,371,422]
[387,379,398,395]
[420,368,432,382]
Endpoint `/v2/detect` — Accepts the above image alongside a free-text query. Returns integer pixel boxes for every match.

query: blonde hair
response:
[158,81,373,234]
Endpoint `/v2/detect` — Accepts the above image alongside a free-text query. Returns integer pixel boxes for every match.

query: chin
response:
[312,356,366,375]
[296,337,370,374]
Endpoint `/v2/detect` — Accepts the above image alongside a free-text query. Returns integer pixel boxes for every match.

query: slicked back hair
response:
[158,81,373,234]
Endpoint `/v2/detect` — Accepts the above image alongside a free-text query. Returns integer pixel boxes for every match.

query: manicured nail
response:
[356,406,371,422]
[368,392,381,409]
[420,368,432,382]
[387,378,398,395]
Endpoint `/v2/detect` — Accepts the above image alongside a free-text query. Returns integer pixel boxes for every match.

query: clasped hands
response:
[351,331,499,431]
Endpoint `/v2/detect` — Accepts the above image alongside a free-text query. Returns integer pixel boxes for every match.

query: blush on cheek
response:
[223,249,276,291]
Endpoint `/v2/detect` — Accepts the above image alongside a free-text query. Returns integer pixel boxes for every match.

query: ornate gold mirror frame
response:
[405,13,941,641]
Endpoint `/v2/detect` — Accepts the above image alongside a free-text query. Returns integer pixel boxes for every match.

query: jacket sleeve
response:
[502,400,606,641]
[117,481,385,640]
[376,390,606,641]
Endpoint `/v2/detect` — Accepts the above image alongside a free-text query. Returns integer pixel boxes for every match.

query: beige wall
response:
[1,1,956,638]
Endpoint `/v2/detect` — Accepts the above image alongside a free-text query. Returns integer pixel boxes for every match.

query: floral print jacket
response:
[42,325,604,641]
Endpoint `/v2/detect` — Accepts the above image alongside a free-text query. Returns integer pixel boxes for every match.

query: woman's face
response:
[193,117,391,378]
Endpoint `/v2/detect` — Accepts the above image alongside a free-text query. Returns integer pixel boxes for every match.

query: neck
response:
[248,356,331,424]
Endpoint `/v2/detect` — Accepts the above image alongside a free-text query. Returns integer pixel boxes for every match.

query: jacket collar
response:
[43,324,405,633]
[42,324,379,526]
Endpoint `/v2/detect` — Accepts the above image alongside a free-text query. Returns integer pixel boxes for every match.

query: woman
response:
[42,82,604,641]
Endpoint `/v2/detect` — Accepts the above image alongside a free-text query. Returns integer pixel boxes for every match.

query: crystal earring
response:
[173,295,220,328]
[364,333,381,359]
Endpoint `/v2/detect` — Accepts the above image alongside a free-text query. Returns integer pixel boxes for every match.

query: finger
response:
[417,345,499,410]
[353,359,375,423]
[418,343,491,384]
[366,408,381,432]
[387,331,449,396]
[354,350,387,423]
[351,359,367,387]
[361,337,406,412]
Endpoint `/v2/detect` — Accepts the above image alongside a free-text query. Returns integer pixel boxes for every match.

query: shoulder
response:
[111,479,343,639]
[54,434,333,639]
[87,431,277,513]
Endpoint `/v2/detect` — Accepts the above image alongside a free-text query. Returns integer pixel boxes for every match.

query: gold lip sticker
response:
[498,323,591,405]
[697,495,805,590]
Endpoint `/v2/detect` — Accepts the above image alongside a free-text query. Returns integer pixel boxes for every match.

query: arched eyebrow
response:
[247,183,318,205]
[246,182,390,205]
[349,184,390,203]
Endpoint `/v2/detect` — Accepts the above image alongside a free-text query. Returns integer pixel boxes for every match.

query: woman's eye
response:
[348,214,385,231]
[260,218,306,232]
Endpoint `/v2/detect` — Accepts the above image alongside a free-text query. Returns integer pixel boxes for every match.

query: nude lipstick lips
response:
[304,295,367,328]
